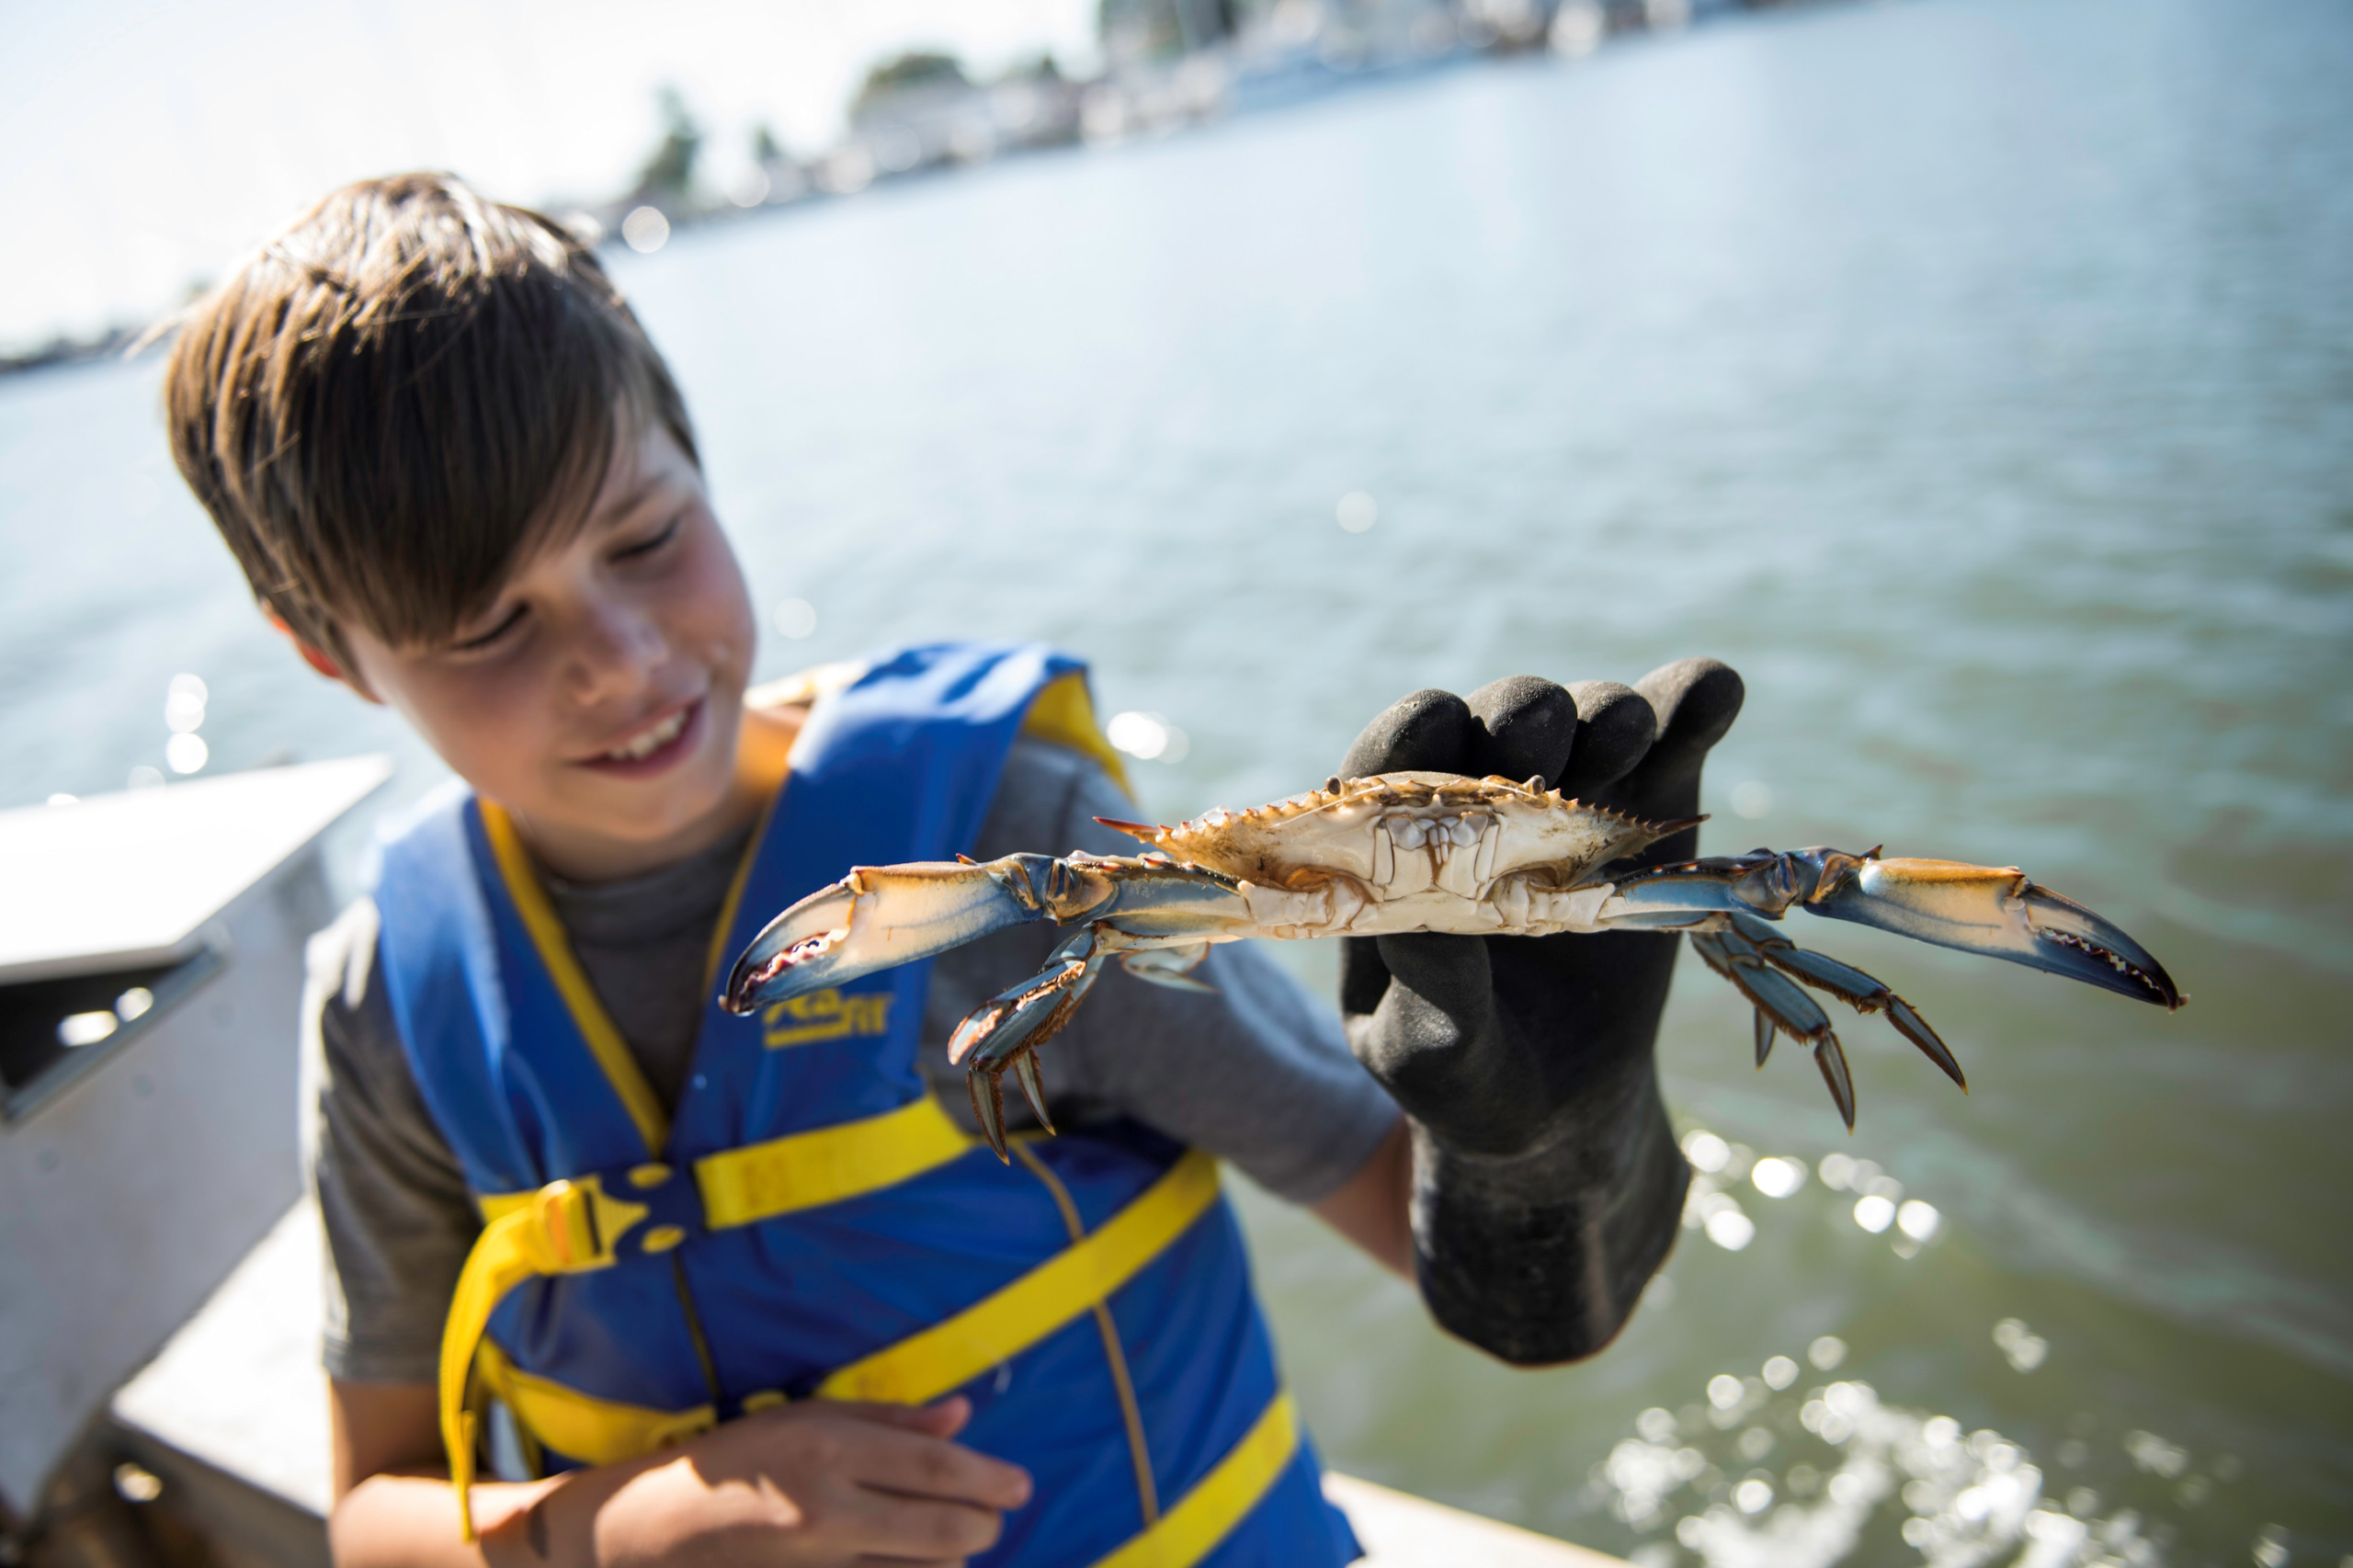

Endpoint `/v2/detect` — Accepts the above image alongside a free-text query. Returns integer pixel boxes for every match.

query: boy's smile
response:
[329,415,773,881]
[582,698,699,771]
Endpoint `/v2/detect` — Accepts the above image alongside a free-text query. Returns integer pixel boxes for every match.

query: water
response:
[4,0,2348,1558]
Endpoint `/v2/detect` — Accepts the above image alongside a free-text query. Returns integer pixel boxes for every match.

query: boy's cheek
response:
[370,656,563,798]
[683,515,758,676]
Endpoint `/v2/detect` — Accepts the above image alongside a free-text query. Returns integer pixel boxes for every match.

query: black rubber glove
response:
[1339,659,1745,1365]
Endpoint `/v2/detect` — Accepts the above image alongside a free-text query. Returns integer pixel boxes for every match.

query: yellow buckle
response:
[529,1176,649,1271]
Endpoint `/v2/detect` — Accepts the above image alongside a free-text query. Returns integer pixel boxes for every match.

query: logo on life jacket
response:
[762,988,892,1049]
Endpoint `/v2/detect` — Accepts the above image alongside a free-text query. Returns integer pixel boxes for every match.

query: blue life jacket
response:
[372,642,1359,1567]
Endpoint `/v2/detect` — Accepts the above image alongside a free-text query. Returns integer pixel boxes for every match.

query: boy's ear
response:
[267,611,381,703]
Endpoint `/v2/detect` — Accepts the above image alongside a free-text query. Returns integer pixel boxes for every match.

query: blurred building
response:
[1102,0,1243,62]
[842,51,1084,185]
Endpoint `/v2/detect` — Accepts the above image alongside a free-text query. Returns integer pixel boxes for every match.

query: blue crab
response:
[722,773,2180,1157]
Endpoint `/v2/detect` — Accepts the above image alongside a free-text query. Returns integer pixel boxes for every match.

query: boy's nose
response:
[565,601,666,701]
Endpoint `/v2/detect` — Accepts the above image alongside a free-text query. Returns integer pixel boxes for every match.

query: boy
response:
[165,174,1738,1566]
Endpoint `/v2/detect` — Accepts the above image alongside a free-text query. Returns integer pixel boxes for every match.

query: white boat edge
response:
[1325,1471,1629,1566]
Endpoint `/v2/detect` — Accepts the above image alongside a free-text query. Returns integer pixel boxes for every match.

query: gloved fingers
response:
[1342,687,1475,779]
[1606,658,1745,855]
[1463,676,1578,786]
[1618,658,1745,810]
[1636,658,1745,770]
[1554,681,1659,801]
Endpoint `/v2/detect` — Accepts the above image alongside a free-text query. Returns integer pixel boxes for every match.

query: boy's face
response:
[337,417,761,879]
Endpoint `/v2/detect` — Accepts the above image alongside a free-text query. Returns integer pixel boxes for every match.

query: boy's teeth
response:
[606,707,688,761]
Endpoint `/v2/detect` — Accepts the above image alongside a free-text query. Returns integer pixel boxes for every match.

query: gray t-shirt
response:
[301,737,1397,1385]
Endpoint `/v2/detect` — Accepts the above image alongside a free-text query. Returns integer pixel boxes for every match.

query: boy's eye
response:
[452,604,527,652]
[616,515,683,561]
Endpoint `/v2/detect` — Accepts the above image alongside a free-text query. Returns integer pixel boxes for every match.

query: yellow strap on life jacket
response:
[477,1096,975,1232]
[474,1338,718,1468]
[816,1150,1219,1403]
[1093,1391,1301,1568]
[697,1094,976,1225]
[438,1171,650,1539]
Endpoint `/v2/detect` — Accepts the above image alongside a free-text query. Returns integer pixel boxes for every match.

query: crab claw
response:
[723,857,1105,1015]
[1802,854,2181,1010]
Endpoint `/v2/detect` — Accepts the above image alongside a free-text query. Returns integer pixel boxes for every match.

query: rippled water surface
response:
[5,0,2349,1558]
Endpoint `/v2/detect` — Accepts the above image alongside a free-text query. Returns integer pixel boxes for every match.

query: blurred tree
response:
[751,122,785,166]
[1003,51,1063,84]
[635,86,702,200]
[851,51,971,120]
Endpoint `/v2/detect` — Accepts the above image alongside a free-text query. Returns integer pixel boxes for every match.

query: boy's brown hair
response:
[165,173,698,666]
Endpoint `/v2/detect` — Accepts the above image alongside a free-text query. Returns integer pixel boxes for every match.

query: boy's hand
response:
[1334,660,1742,1364]
[507,1395,1030,1567]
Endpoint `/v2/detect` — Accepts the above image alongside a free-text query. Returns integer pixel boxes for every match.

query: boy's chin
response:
[582,757,739,840]
[595,786,730,844]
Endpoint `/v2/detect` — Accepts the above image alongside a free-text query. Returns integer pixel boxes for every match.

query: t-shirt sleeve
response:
[300,897,480,1386]
[922,741,1400,1204]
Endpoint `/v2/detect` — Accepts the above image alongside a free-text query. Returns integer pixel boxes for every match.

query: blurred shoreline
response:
[2,0,1785,379]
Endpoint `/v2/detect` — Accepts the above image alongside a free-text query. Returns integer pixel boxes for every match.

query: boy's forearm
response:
[342,1434,817,1568]
[334,1470,545,1568]
[330,1379,599,1568]
[335,1452,745,1568]
[1309,1119,1415,1277]
[332,1463,637,1568]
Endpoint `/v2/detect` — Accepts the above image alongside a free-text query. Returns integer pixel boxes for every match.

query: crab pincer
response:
[724,855,1111,1012]
[1800,855,2182,1010]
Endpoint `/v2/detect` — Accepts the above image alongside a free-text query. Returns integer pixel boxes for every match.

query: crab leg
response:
[1691,913,1967,1130]
[1719,911,1965,1090]
[946,926,1214,1160]
[1685,926,1859,1127]
[947,928,1107,1158]
[722,853,1250,1015]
